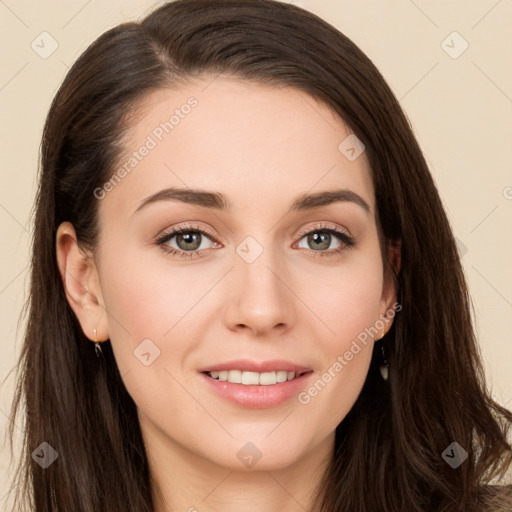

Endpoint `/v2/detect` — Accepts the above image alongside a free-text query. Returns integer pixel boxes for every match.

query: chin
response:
[199,432,316,473]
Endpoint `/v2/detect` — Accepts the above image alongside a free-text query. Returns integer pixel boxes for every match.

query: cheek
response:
[98,253,197,419]
[99,245,210,343]
[96,247,184,373]
[322,270,382,347]
[295,278,380,438]
[299,249,384,352]
[293,251,383,418]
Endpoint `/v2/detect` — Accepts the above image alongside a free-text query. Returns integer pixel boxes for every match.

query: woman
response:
[8,0,512,510]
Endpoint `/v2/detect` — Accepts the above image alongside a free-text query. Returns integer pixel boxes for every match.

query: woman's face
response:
[71,76,397,472]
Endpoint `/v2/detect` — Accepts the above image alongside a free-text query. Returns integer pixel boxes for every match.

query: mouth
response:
[199,363,314,408]
[203,369,311,386]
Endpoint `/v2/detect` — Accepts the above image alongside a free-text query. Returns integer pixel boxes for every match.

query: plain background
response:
[1,0,511,505]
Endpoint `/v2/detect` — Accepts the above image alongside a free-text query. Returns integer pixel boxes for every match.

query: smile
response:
[205,369,306,385]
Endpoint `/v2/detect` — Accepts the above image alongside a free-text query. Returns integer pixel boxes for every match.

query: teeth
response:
[276,370,288,382]
[242,371,261,385]
[226,369,241,383]
[207,370,298,385]
[258,372,276,385]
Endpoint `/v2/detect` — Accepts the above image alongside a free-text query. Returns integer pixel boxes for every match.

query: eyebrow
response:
[132,187,371,216]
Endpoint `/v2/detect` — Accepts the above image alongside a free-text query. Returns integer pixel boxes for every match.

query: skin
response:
[56,75,400,512]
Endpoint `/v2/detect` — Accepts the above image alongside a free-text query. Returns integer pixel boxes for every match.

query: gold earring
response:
[93,328,103,358]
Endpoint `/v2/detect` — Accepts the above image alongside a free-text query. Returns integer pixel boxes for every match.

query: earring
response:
[379,328,389,381]
[93,328,103,358]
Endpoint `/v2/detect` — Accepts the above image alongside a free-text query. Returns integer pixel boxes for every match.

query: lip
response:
[198,360,314,409]
[197,359,312,375]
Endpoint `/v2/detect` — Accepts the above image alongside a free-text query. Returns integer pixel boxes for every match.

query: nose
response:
[223,243,296,337]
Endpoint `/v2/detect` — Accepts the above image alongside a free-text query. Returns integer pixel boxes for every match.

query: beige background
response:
[1,0,511,505]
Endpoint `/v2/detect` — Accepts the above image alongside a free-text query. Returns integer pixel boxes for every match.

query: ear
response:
[55,221,109,342]
[378,238,402,336]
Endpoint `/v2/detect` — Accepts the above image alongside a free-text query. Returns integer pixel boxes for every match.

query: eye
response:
[155,225,219,259]
[295,224,356,257]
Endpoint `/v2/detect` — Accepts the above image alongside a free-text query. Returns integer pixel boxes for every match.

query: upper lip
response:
[198,359,312,375]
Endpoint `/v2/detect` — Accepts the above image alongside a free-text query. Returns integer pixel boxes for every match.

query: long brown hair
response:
[8,0,512,510]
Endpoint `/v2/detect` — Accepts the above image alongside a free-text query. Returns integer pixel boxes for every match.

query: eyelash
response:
[154,223,356,259]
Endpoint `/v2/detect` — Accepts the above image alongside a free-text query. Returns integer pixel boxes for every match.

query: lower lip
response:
[200,371,313,408]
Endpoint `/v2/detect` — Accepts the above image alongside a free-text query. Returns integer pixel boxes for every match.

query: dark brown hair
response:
[8,0,512,510]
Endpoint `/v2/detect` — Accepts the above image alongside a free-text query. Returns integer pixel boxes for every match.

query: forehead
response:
[99,76,375,221]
